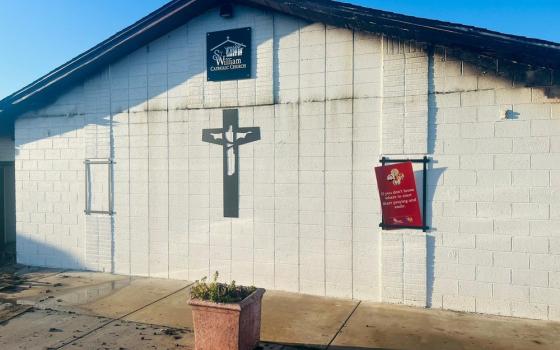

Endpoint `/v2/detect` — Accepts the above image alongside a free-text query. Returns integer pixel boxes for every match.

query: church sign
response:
[206,27,251,81]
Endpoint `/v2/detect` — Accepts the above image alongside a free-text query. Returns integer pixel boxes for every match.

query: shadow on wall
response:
[11,6,560,287]
[426,234,436,308]
[12,7,277,276]
[16,235,83,270]
[425,47,443,308]
[14,5,274,148]
[424,162,445,308]
[413,164,444,308]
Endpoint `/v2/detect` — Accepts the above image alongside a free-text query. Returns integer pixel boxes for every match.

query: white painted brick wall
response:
[15,5,385,300]
[12,3,560,322]
[15,113,85,269]
[429,51,560,321]
[382,39,428,155]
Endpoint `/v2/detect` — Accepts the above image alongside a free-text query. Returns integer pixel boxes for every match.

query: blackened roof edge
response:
[1,0,559,119]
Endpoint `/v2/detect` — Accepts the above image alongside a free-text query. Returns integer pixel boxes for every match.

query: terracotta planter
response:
[188,288,265,350]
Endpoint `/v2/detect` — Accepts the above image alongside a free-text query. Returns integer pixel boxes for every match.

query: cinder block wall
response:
[15,115,86,268]
[428,54,560,320]
[12,4,560,320]
[14,5,382,300]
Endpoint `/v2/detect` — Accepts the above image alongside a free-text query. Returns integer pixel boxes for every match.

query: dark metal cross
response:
[202,109,260,218]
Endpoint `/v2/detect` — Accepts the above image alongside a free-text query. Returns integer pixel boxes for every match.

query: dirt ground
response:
[1,265,559,350]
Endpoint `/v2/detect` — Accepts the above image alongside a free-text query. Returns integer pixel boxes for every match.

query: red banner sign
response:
[374,162,422,228]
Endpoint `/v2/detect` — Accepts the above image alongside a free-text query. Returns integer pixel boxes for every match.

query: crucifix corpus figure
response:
[202,109,260,218]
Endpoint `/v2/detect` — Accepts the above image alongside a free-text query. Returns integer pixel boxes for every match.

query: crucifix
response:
[202,109,260,218]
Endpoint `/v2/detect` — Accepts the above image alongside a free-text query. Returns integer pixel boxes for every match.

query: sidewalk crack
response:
[326,300,361,349]
[53,281,195,349]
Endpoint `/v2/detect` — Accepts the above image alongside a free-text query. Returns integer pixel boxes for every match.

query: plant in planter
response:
[188,271,265,350]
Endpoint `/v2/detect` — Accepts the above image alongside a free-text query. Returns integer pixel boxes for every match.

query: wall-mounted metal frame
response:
[379,156,430,232]
[84,159,114,215]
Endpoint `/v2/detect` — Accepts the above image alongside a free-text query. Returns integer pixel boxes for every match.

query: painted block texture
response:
[12,4,560,320]
[426,50,560,320]
[14,6,381,302]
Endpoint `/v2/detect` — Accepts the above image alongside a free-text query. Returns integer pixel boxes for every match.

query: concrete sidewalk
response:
[0,267,559,350]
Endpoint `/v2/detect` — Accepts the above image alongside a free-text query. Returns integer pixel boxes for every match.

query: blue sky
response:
[1,0,558,98]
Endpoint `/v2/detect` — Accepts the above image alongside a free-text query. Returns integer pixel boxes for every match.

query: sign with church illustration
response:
[206,27,251,81]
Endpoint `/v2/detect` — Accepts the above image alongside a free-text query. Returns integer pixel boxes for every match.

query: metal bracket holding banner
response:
[379,156,430,232]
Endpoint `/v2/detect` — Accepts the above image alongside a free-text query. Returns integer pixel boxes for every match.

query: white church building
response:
[0,0,559,321]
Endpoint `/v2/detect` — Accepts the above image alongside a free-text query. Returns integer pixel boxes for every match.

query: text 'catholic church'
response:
[1,0,560,321]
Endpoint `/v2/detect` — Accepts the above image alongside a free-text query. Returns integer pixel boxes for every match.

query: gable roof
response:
[1,0,560,120]
[211,37,247,51]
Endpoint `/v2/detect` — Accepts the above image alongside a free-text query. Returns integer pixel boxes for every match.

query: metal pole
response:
[108,159,112,215]
[380,156,386,229]
[84,161,89,214]
[422,156,428,232]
